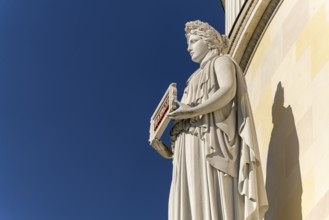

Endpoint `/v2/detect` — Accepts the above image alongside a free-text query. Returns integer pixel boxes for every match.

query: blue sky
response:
[0,0,224,219]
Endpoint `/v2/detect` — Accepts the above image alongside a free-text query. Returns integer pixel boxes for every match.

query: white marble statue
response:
[151,20,268,220]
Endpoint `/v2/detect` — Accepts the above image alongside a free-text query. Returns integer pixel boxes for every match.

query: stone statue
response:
[151,20,268,220]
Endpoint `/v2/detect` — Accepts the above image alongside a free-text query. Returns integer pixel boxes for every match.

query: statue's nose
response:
[187,44,191,52]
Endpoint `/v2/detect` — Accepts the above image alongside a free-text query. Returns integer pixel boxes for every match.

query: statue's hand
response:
[167,101,195,120]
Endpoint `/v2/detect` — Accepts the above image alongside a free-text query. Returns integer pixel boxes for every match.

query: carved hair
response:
[185,20,229,53]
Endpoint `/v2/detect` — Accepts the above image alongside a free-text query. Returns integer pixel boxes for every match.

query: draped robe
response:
[168,55,268,220]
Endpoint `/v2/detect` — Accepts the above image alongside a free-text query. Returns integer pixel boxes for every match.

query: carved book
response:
[149,83,177,143]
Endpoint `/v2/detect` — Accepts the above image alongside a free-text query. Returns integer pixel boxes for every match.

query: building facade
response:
[224,0,329,219]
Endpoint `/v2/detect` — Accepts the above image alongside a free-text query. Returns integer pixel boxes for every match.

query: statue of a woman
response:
[152,20,268,220]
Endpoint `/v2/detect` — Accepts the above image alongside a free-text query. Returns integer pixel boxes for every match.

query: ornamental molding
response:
[227,0,284,72]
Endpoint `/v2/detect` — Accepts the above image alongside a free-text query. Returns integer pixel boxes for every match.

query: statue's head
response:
[185,20,229,63]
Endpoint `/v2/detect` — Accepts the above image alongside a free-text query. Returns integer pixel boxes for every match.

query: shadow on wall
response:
[265,82,303,220]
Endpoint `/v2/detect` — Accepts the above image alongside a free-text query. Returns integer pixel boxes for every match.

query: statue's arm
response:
[168,56,236,119]
[192,56,236,116]
[150,138,173,159]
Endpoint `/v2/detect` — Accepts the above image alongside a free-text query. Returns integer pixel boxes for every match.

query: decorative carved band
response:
[228,0,284,72]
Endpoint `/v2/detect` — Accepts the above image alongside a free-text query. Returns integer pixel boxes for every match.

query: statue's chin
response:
[191,57,201,64]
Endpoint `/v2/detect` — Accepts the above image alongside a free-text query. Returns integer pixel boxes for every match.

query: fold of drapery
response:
[169,55,268,220]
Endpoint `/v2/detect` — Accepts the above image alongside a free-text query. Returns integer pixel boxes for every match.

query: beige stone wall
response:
[244,0,329,219]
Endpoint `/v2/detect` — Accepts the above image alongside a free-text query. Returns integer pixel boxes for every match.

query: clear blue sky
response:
[0,0,224,219]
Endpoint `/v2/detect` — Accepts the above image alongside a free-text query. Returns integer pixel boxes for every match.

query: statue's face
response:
[187,35,209,63]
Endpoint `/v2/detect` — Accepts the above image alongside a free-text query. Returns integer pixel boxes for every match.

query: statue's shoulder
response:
[213,54,234,62]
[212,55,236,68]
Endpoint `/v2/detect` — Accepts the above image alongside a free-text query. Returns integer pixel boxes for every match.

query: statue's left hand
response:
[167,101,195,120]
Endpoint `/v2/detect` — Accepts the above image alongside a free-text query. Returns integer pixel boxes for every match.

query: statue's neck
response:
[200,49,219,68]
